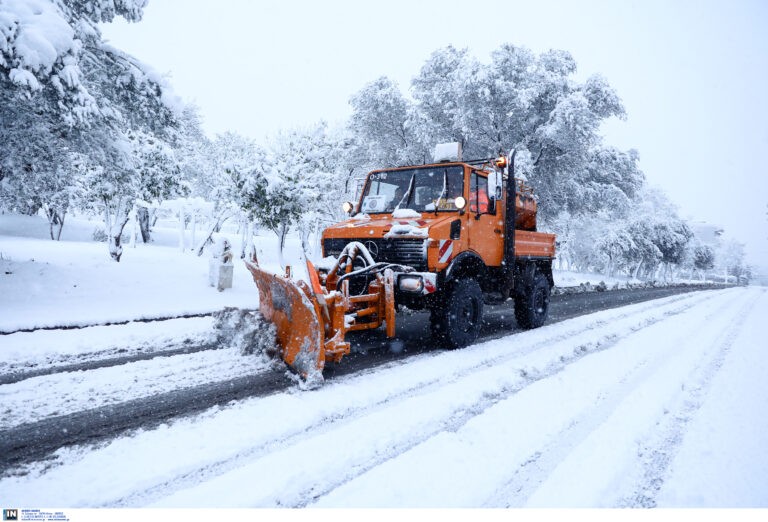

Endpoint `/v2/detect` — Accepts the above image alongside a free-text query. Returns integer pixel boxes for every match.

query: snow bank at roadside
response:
[0,215,314,332]
[0,236,258,332]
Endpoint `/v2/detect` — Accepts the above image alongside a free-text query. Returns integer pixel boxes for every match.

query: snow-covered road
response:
[1,287,766,508]
[0,347,272,429]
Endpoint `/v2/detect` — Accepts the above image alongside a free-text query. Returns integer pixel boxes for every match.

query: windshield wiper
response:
[433,169,448,215]
[396,171,417,210]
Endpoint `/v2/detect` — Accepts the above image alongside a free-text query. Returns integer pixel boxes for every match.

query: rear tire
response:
[515,272,550,329]
[430,279,484,348]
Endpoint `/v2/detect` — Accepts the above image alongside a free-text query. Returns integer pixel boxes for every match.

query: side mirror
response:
[488,171,502,200]
[342,201,353,214]
[487,171,502,215]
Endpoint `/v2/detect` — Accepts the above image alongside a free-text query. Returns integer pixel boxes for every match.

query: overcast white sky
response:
[101,0,768,268]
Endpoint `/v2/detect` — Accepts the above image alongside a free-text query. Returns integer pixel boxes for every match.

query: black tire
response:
[515,271,550,329]
[430,279,484,348]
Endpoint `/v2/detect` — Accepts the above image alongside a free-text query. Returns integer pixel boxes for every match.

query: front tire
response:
[515,272,550,329]
[430,279,484,348]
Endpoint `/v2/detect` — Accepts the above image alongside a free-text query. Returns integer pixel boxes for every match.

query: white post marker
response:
[209,238,234,291]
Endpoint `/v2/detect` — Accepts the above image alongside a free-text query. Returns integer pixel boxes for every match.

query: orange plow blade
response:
[244,260,326,379]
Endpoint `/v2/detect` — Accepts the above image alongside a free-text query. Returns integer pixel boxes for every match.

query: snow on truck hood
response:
[324,212,456,239]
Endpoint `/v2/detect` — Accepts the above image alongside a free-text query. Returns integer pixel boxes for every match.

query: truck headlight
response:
[398,275,424,293]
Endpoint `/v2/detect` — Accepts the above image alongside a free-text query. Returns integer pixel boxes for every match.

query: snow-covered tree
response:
[410,46,472,152]
[0,95,81,238]
[0,0,156,126]
[348,77,424,168]
[1,0,98,124]
[625,219,663,279]
[1,0,182,259]
[191,131,265,256]
[689,243,716,280]
[595,222,636,278]
[76,128,182,261]
[617,187,692,280]
[256,124,340,263]
[717,238,747,284]
[79,30,182,260]
[159,196,212,252]
[651,220,693,280]
[323,125,369,204]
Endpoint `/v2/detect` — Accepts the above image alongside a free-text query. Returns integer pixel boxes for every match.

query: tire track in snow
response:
[513,289,758,508]
[485,289,753,507]
[119,291,723,507]
[618,290,759,507]
[309,289,748,508]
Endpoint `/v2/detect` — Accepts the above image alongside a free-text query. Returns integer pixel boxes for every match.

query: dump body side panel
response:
[514,230,556,258]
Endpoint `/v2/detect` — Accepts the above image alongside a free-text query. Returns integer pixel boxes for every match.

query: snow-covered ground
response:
[1,214,766,509]
[0,214,269,332]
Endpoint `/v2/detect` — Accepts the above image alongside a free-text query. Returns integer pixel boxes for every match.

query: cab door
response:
[466,170,504,266]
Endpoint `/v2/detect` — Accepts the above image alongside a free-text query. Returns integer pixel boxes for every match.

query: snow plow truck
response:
[245,143,556,380]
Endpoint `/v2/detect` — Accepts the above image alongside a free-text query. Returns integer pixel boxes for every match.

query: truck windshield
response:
[359,166,464,214]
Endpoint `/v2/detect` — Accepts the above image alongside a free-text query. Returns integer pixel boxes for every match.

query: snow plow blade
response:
[244,260,350,380]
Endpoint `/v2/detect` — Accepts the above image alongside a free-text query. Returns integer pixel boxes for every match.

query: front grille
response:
[324,238,426,270]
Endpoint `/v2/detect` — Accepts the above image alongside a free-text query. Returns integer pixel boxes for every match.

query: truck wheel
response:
[430,279,484,348]
[515,272,550,329]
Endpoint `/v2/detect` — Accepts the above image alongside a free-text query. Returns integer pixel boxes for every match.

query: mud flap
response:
[384,269,396,337]
[245,261,325,380]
